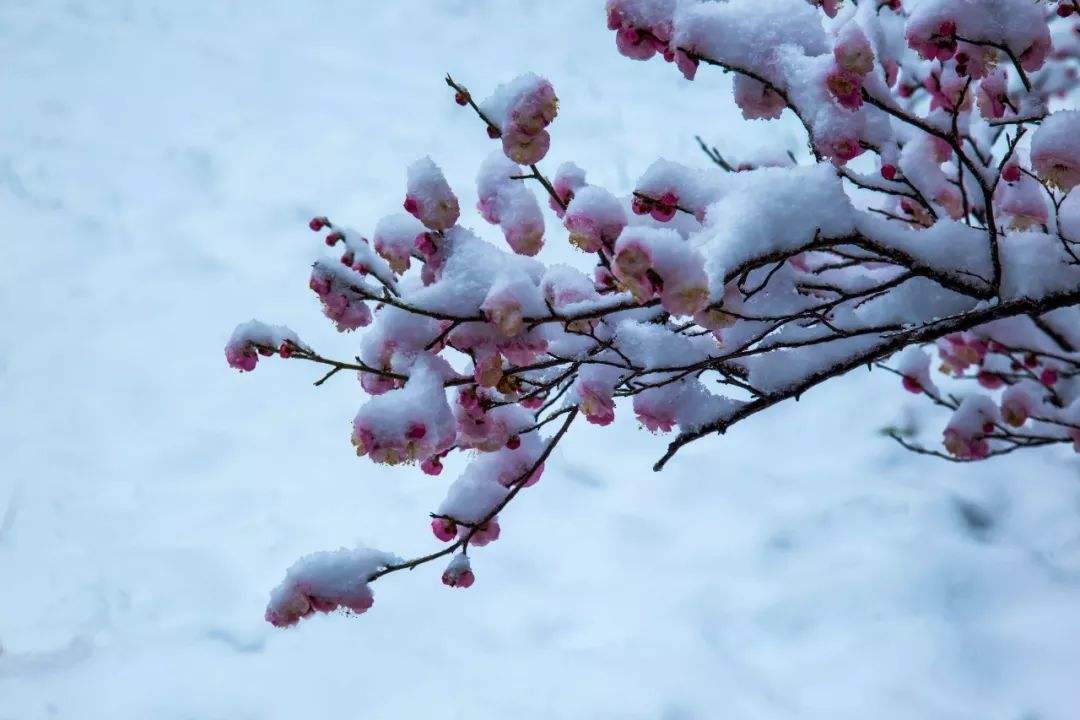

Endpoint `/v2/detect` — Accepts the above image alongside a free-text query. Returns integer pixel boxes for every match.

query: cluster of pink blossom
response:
[351,361,456,466]
[896,328,1079,460]
[604,0,1079,173]
[308,262,373,332]
[478,74,559,165]
[225,321,304,372]
[265,548,399,627]
[612,228,709,316]
[476,152,546,255]
[606,0,699,79]
[403,157,460,231]
[228,1,1080,625]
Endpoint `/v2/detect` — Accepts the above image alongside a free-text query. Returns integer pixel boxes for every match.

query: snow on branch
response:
[229,0,1080,625]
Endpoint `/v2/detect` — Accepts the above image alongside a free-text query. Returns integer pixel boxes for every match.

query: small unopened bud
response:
[431,517,456,542]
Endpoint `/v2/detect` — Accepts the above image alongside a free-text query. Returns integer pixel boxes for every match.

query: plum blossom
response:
[573,365,622,426]
[232,8,1080,627]
[481,74,559,165]
[441,554,475,588]
[1001,385,1036,427]
[1031,111,1080,191]
[265,548,398,627]
[976,67,1009,119]
[550,162,587,216]
[733,75,786,120]
[225,321,303,372]
[563,186,627,253]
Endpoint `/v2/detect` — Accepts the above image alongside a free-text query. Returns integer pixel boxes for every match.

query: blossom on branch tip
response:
[467,519,501,547]
[834,23,875,76]
[431,517,457,542]
[442,555,475,588]
[1032,111,1080,191]
[1001,385,1034,427]
[404,157,460,231]
[826,66,864,110]
[733,75,786,120]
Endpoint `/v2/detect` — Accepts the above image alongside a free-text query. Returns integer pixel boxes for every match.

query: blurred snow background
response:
[2,1,1080,718]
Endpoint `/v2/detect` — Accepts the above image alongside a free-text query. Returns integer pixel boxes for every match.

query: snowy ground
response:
[2,2,1080,718]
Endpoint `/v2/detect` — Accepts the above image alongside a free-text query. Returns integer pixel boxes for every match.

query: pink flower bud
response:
[902,376,923,394]
[615,26,657,61]
[508,78,558,136]
[414,232,439,258]
[441,555,476,588]
[826,66,864,110]
[431,517,457,542]
[225,343,259,372]
[650,191,678,222]
[473,349,504,388]
[733,75,785,120]
[577,380,616,426]
[674,48,698,80]
[977,68,1009,120]
[405,157,461,231]
[1001,386,1033,427]
[309,269,332,297]
[501,125,551,165]
[442,568,475,588]
[834,23,875,76]
[468,519,501,547]
[421,455,444,476]
[631,194,653,215]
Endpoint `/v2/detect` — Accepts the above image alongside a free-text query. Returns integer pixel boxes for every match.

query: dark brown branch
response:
[367,407,578,583]
[654,287,1080,470]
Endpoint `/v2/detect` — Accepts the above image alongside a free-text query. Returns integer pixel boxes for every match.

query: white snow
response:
[3,2,1080,719]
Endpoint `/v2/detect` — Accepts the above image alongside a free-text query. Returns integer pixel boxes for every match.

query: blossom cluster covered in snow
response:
[227,0,1080,624]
